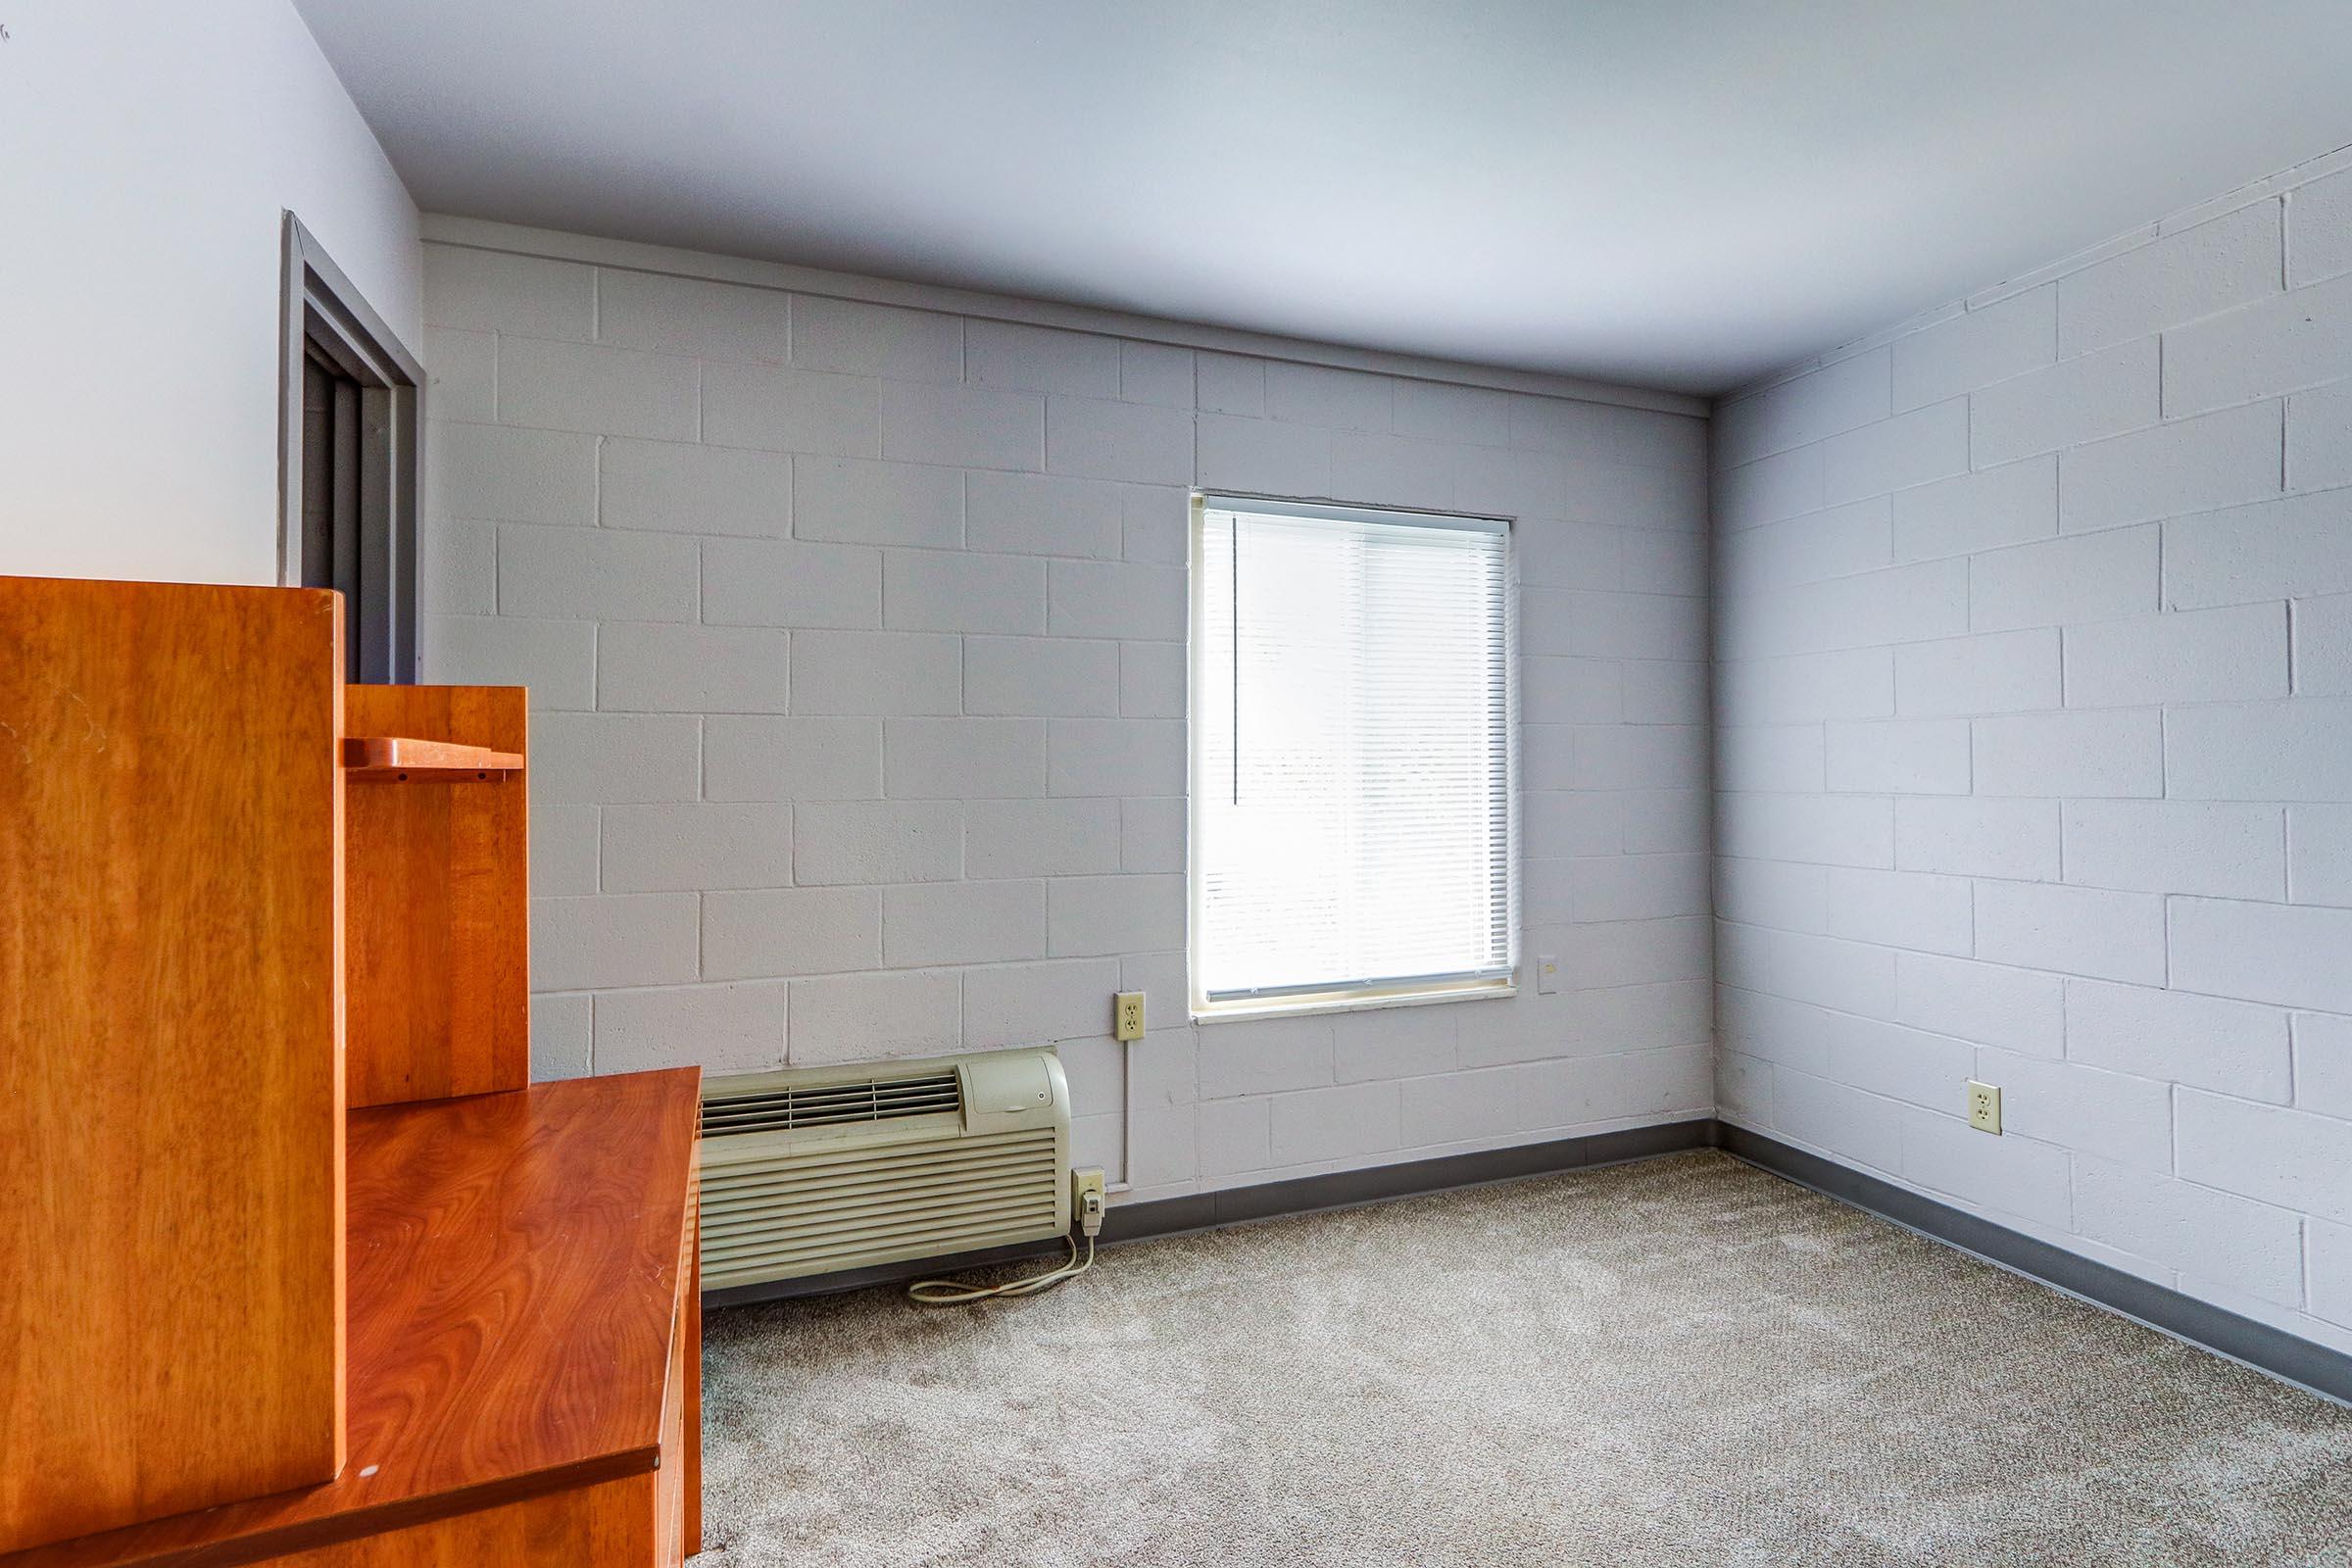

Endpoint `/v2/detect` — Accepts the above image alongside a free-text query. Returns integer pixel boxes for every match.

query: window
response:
[279,215,425,683]
[1190,495,1516,1018]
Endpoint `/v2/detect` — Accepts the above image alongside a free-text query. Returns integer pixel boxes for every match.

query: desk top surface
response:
[7,1067,702,1568]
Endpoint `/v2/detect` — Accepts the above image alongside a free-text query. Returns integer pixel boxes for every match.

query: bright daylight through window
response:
[1191,495,1516,1016]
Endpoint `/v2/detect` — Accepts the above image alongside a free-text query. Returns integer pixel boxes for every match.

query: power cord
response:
[906,1184,1105,1306]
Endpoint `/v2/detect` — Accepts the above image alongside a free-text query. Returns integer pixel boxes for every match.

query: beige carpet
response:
[698,1151,2352,1567]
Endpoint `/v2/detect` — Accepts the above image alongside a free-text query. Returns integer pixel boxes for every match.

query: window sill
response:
[1192,979,1516,1025]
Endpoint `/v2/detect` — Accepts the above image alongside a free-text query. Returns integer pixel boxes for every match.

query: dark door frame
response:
[277,213,427,684]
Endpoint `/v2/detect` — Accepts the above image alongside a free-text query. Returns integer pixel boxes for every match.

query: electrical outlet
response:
[1071,1167,1107,1236]
[1967,1079,2002,1135]
[1113,991,1146,1041]
[1536,955,1559,995]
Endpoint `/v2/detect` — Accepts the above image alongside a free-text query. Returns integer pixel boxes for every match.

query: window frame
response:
[1186,491,1521,1024]
[277,213,426,684]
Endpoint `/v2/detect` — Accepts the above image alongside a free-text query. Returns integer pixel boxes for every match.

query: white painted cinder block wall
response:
[1713,148,2352,1354]
[0,0,420,585]
[416,223,1713,1201]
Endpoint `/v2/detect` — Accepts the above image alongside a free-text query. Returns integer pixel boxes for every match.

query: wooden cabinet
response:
[0,576,699,1568]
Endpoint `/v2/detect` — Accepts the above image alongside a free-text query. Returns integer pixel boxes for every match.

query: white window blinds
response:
[1192,497,1516,1010]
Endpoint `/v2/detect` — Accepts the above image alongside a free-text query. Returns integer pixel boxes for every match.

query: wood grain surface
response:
[2,1069,702,1568]
[340,736,523,781]
[342,686,527,1106]
[261,1476,662,1568]
[0,576,347,1552]
[683,1182,704,1560]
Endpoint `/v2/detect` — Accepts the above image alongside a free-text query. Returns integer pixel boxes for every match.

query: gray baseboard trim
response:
[1721,1124,2352,1408]
[707,1117,1720,1307]
[1102,1117,1720,1247]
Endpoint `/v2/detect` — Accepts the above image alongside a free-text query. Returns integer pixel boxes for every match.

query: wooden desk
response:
[5,1070,703,1568]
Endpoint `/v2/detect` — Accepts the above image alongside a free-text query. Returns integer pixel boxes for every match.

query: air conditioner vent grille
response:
[700,1069,961,1136]
[699,1126,1062,1289]
[696,1050,1069,1292]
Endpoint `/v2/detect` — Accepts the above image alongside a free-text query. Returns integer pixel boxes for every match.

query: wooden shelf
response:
[341,736,523,782]
[4,1069,703,1568]
[342,687,530,1107]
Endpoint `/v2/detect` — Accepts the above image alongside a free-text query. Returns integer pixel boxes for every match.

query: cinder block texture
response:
[423,237,1709,1200]
[1715,169,2352,1357]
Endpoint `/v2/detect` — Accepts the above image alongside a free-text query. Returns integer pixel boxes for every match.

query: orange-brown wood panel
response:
[262,1478,659,1568]
[4,1071,701,1568]
[0,576,347,1553]
[654,1325,687,1568]
[652,1190,697,1568]
[339,736,522,780]
[341,685,527,1106]
[684,1180,704,1559]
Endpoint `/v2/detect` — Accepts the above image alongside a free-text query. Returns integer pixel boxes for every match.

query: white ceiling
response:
[296,1,2352,395]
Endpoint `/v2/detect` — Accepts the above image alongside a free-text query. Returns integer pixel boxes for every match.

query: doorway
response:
[279,215,424,683]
